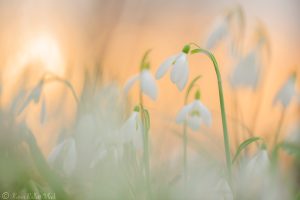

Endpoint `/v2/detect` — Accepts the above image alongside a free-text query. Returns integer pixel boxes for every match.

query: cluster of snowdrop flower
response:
[124,45,212,135]
[2,5,299,200]
[42,34,298,199]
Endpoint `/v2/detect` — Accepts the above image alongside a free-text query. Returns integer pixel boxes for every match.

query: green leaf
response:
[280,142,300,159]
[232,137,262,164]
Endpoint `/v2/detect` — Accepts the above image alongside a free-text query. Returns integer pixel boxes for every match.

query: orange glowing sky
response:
[0,0,299,154]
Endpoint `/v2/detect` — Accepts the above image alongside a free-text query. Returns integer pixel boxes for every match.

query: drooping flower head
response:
[229,21,270,90]
[204,5,245,56]
[176,90,212,130]
[273,73,297,108]
[229,49,261,89]
[120,105,143,150]
[156,45,190,91]
[124,52,158,100]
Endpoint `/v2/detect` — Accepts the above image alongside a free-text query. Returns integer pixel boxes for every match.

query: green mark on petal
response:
[190,110,200,117]
[195,90,201,100]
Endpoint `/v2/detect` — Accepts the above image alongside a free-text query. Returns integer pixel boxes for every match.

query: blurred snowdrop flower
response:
[285,124,300,145]
[229,50,261,89]
[124,69,158,100]
[176,91,212,130]
[48,137,77,176]
[273,74,297,108]
[205,16,229,50]
[120,106,143,150]
[156,45,190,91]
[229,21,270,89]
[205,5,245,55]
[245,149,269,177]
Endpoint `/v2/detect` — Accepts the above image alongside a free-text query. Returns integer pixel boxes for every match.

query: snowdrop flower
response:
[273,74,297,108]
[229,50,261,89]
[285,124,300,145]
[176,91,212,130]
[48,137,77,176]
[120,106,143,150]
[205,16,229,50]
[156,45,190,91]
[204,5,245,55]
[124,69,158,100]
[245,149,269,177]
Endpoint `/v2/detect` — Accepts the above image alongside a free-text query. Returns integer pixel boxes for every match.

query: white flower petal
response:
[196,100,212,126]
[124,74,139,94]
[121,111,143,150]
[205,16,228,50]
[121,111,139,143]
[132,120,143,150]
[176,61,189,91]
[187,115,201,130]
[176,103,193,124]
[229,51,260,89]
[170,53,187,84]
[140,70,158,100]
[246,149,269,176]
[273,76,296,107]
[155,54,177,79]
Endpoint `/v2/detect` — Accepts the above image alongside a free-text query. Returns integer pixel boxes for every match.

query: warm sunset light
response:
[0,1,299,199]
[22,34,64,75]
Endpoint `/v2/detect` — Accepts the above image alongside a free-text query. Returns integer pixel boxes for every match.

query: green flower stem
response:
[138,50,152,198]
[191,46,232,183]
[139,86,151,199]
[182,75,201,182]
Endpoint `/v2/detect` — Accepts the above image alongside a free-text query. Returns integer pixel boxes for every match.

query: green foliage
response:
[280,142,300,160]
[232,137,263,163]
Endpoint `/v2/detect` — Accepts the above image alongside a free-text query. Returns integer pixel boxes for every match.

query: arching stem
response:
[191,46,232,184]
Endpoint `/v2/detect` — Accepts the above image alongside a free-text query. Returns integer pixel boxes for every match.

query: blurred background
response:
[0,0,299,172]
[1,0,300,198]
